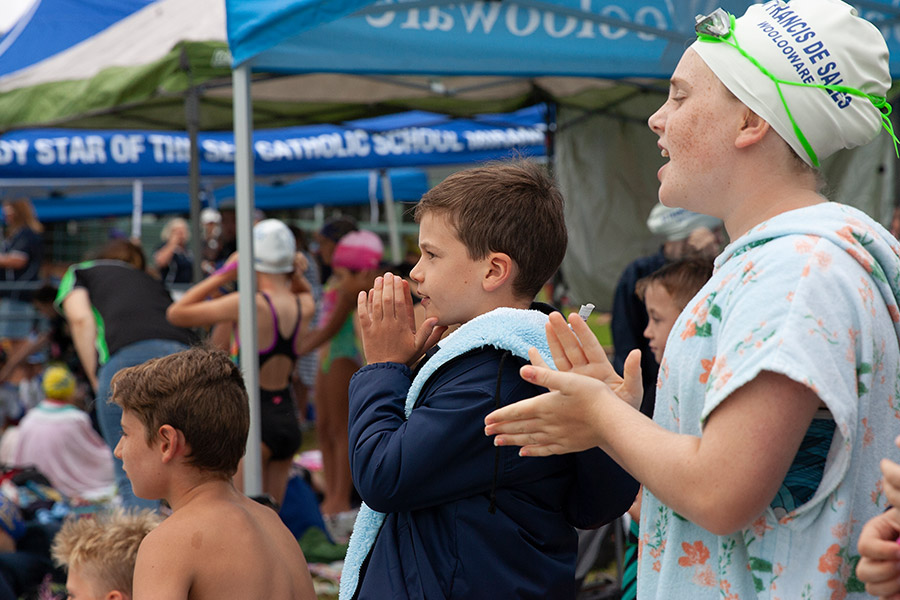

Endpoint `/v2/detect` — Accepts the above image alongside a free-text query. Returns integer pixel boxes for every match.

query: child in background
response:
[340,161,637,599]
[110,346,316,600]
[11,366,114,502]
[51,509,161,600]
[619,258,713,600]
[298,230,383,530]
[636,258,715,365]
[167,219,315,507]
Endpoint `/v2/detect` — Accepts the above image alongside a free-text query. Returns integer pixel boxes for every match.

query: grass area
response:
[561,308,614,354]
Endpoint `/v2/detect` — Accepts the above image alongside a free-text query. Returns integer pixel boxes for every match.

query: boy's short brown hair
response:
[635,258,714,310]
[414,160,567,300]
[111,346,249,477]
[52,509,161,596]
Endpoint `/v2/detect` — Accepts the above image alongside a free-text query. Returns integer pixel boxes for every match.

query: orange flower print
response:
[836,225,855,245]
[818,543,842,574]
[750,515,773,538]
[681,320,697,340]
[862,418,874,448]
[828,578,848,600]
[711,356,733,391]
[692,564,716,587]
[831,522,851,541]
[872,478,884,506]
[814,250,832,269]
[691,294,709,315]
[652,560,661,572]
[699,358,715,385]
[889,304,900,323]
[678,540,710,567]
[846,247,873,273]
[720,580,739,600]
[794,237,815,253]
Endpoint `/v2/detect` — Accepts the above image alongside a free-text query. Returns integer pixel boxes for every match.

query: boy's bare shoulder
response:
[133,520,194,599]
[140,492,315,600]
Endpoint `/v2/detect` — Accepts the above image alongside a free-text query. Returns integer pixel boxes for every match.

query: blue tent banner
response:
[0,106,547,179]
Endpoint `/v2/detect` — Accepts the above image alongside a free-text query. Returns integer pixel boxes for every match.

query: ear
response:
[482,252,514,293]
[734,107,770,149]
[157,424,188,464]
[105,590,125,600]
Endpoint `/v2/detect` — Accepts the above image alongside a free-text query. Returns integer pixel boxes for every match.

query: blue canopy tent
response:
[25,168,429,222]
[224,0,900,496]
[223,0,711,496]
[0,104,546,234]
[0,0,154,75]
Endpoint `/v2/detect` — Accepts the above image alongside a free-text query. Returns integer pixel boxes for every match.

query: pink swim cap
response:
[332,230,384,271]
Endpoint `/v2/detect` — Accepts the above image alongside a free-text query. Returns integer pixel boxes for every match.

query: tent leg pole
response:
[131,179,143,240]
[234,64,263,498]
[182,48,204,283]
[380,169,401,264]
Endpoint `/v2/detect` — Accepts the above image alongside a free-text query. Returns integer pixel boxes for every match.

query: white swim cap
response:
[254,219,295,274]
[646,203,722,241]
[691,0,892,167]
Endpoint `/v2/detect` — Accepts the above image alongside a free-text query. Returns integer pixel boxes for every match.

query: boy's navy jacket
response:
[344,304,638,599]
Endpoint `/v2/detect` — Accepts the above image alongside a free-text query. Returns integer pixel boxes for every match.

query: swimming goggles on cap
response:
[694,8,898,167]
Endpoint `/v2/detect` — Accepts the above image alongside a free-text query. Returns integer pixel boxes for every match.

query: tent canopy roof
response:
[12,0,900,132]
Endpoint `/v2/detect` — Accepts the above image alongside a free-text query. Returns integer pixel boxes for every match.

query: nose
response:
[643,322,653,339]
[409,256,424,283]
[648,103,666,134]
[114,437,123,459]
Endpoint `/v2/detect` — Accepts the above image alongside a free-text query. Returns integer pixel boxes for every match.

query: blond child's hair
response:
[51,509,161,596]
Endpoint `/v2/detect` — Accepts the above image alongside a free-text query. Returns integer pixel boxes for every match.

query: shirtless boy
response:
[111,346,316,600]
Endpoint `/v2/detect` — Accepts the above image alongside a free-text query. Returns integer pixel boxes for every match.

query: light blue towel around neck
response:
[338,307,556,599]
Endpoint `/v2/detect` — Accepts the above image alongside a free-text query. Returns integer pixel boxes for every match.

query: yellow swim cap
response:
[42,366,75,400]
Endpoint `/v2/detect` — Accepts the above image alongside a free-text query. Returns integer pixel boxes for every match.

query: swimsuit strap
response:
[258,292,279,355]
[289,296,303,348]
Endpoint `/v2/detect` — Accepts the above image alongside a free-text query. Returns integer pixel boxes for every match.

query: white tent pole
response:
[131,179,143,240]
[380,169,401,264]
[367,169,380,225]
[233,63,262,497]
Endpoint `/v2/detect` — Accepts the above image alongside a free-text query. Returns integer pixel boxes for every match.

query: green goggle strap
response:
[697,14,899,168]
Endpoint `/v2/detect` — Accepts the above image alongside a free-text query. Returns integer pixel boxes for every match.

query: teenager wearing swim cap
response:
[484,1,900,597]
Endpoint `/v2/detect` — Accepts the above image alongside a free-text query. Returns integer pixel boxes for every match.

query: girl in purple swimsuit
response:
[168,219,315,506]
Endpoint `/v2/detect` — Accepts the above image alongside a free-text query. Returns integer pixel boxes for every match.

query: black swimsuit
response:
[257,293,303,460]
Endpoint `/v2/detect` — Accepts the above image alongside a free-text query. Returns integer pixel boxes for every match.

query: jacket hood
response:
[718,203,900,336]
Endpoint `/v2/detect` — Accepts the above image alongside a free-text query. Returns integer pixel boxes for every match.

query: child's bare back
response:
[134,485,315,600]
[109,347,317,600]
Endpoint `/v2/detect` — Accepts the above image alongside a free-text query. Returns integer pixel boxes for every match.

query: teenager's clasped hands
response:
[483,310,643,457]
[357,272,446,367]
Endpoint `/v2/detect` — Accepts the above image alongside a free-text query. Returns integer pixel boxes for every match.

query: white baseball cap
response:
[253,219,295,274]
[646,203,722,241]
[200,208,221,225]
[692,0,892,167]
